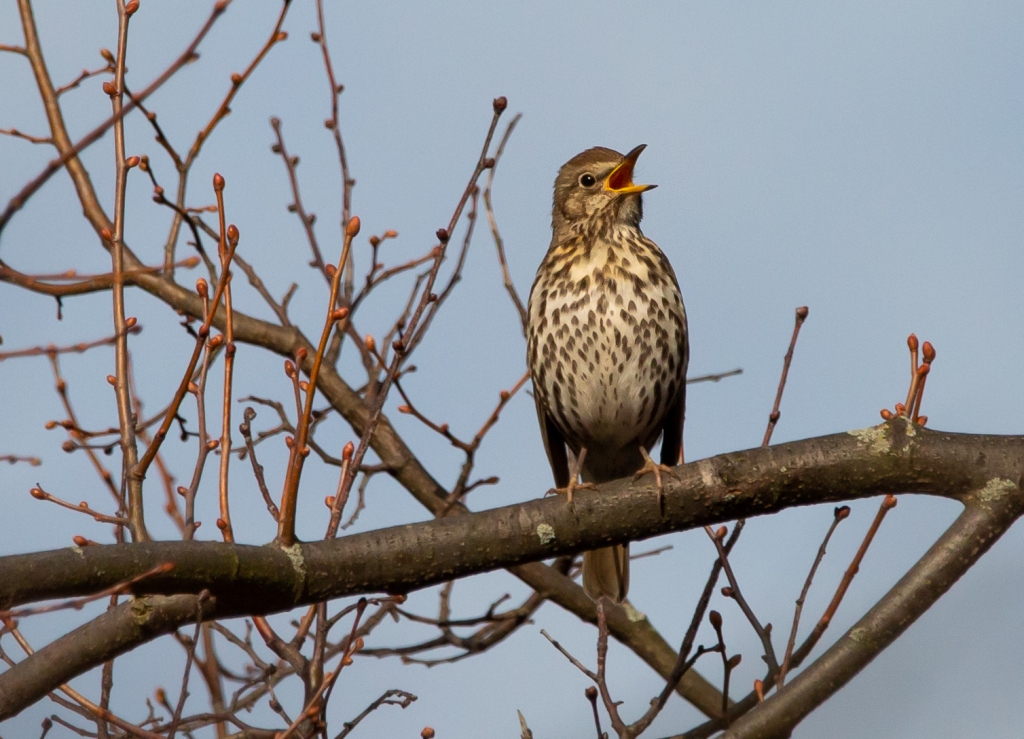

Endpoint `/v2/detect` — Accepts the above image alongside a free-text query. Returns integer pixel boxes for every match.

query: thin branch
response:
[484,113,527,332]
[777,505,850,687]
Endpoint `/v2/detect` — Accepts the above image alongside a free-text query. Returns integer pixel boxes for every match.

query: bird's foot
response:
[634,448,677,508]
[546,479,597,505]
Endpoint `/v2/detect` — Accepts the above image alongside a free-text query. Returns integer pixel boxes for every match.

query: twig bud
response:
[715,525,727,540]
[435,228,450,243]
[30,487,45,499]
[73,535,91,546]
[100,227,112,241]
[230,72,242,85]
[310,32,321,42]
[365,335,376,352]
[285,436,295,448]
[397,405,411,414]
[295,347,307,363]
[721,586,734,598]
[207,439,219,451]
[345,216,361,237]
[727,654,743,669]
[102,81,117,96]
[492,96,508,114]
[106,375,117,385]
[421,729,436,739]
[284,360,295,377]
[916,363,930,377]
[754,679,765,702]
[227,224,239,246]
[907,333,919,352]
[343,441,354,460]
[331,307,349,322]
[213,173,225,191]
[483,157,496,169]
[922,341,936,363]
[196,278,208,297]
[125,155,140,169]
[882,494,897,509]
[208,334,223,349]
[217,518,228,530]
[585,686,598,701]
[384,229,398,238]
[325,495,335,508]
[393,339,405,353]
[100,48,115,64]
[125,316,137,328]
[325,264,336,278]
[125,1,139,15]
[177,486,188,497]
[796,305,809,320]
[880,408,894,420]
[917,415,928,426]
[276,31,288,42]
[709,610,722,629]
[834,505,851,520]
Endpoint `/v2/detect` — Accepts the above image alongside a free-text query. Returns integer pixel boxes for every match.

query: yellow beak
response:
[604,144,657,195]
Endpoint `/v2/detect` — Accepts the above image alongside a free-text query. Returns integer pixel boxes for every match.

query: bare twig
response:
[762,306,808,447]
[484,113,527,332]
[777,505,850,686]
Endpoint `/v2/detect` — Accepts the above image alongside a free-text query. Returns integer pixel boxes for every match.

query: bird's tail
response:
[582,544,629,603]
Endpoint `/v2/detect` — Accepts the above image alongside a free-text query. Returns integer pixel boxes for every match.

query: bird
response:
[526,145,689,603]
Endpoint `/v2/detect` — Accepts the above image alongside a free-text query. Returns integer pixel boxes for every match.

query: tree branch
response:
[1,420,1021,720]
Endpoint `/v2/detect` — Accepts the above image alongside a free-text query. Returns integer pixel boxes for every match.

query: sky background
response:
[1,1,1023,737]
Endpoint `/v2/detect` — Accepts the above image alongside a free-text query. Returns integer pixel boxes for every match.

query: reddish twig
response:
[213,176,238,543]
[107,0,146,542]
[763,306,808,446]
[484,113,527,332]
[277,218,358,546]
[705,525,781,681]
[1,0,232,236]
[778,505,850,687]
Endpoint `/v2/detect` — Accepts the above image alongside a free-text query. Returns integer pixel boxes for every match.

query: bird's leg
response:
[634,446,677,508]
[547,447,597,504]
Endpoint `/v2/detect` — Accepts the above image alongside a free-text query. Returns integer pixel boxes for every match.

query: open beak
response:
[604,144,657,195]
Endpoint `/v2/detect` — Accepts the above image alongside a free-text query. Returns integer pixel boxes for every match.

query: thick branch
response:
[720,480,1022,738]
[0,421,1021,721]
[5,421,1019,610]
[0,594,212,723]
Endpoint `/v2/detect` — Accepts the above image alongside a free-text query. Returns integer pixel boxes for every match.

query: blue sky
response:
[1,1,1023,736]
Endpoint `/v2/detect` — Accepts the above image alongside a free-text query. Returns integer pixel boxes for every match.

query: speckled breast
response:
[527,229,688,454]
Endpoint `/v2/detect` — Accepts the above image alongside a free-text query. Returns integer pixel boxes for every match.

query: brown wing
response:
[534,394,570,489]
[660,304,688,467]
[659,382,686,467]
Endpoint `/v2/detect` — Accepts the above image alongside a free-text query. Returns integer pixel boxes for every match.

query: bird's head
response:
[552,145,656,233]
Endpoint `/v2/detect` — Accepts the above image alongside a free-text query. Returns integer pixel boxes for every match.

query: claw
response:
[545,446,595,504]
[546,479,597,504]
[634,446,676,508]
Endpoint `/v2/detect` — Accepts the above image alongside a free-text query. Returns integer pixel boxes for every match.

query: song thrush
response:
[526,145,689,603]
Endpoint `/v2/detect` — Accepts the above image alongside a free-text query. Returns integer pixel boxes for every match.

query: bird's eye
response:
[578,173,597,188]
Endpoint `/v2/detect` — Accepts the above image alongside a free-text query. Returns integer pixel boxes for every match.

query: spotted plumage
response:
[527,146,689,602]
